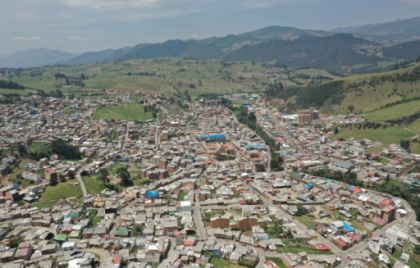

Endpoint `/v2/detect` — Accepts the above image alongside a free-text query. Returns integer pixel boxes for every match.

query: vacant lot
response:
[93,104,153,121]
[82,176,104,195]
[39,181,83,202]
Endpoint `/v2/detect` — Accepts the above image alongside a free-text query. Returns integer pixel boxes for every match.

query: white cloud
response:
[68,35,91,41]
[14,36,41,41]
[59,0,193,10]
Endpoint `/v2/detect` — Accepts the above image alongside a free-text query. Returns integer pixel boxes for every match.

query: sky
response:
[1,0,420,56]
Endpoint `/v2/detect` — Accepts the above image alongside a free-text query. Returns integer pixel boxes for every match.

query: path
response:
[76,172,88,197]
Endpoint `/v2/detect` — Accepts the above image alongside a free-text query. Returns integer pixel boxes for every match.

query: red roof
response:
[264,260,280,268]
[175,231,186,236]
[380,198,394,207]
[376,217,386,226]
[334,238,348,248]
[315,244,331,251]
[347,233,358,242]
[351,187,361,193]
[184,240,195,246]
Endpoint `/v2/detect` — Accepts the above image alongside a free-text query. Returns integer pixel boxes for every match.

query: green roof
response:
[115,227,129,237]
[66,212,80,218]
[54,234,68,242]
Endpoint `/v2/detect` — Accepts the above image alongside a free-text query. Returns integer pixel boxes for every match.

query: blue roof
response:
[197,133,226,140]
[348,185,356,190]
[305,183,313,188]
[145,191,159,198]
[343,222,354,232]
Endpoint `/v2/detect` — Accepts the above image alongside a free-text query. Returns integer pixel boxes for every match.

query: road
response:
[193,190,207,239]
[76,172,88,197]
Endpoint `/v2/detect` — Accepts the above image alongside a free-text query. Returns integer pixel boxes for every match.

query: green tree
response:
[50,176,58,186]
[68,171,75,179]
[98,169,109,185]
[348,104,355,113]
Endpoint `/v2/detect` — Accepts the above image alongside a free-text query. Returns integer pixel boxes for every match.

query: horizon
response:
[1,0,420,55]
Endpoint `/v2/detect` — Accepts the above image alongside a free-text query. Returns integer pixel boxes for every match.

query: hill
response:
[383,40,420,61]
[0,48,74,68]
[334,17,420,44]
[274,62,420,114]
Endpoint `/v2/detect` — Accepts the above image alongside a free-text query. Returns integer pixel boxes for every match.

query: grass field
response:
[28,141,52,154]
[39,181,83,202]
[31,200,57,210]
[107,164,130,175]
[210,258,246,268]
[93,104,153,121]
[296,215,315,229]
[333,126,414,145]
[82,176,104,195]
[277,246,333,255]
[363,100,420,122]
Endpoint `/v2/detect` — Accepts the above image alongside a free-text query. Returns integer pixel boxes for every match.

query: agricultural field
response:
[93,104,153,121]
[4,59,272,97]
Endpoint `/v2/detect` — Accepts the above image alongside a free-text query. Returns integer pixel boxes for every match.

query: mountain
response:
[225,34,381,74]
[196,26,331,52]
[0,48,74,68]
[383,40,420,61]
[67,26,333,65]
[334,17,420,44]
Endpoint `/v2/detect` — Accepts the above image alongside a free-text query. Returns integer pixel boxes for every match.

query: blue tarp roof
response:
[348,185,356,190]
[305,183,313,188]
[145,191,159,198]
[197,134,226,140]
[343,222,354,232]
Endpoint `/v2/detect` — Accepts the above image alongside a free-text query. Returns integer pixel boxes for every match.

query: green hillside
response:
[4,59,273,97]
[277,62,420,114]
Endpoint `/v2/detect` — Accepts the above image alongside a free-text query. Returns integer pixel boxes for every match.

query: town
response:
[0,91,420,268]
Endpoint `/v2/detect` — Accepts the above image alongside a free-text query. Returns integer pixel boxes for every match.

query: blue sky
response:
[1,0,420,55]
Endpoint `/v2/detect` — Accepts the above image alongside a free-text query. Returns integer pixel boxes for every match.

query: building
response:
[238,217,258,232]
[381,206,396,223]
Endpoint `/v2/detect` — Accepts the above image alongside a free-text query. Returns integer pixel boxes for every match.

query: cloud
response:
[59,0,194,10]
[14,36,41,41]
[68,36,91,41]
[243,0,295,9]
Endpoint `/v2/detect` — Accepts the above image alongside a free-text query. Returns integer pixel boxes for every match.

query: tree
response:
[400,139,411,152]
[68,171,75,179]
[297,204,308,216]
[50,176,58,186]
[98,169,109,185]
[117,166,132,187]
[348,104,355,113]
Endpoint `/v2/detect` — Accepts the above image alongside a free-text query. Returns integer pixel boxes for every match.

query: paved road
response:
[76,172,88,197]
[193,190,207,239]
